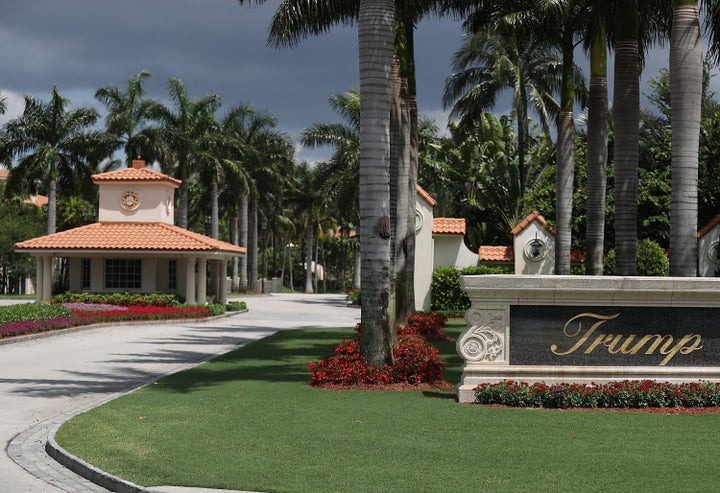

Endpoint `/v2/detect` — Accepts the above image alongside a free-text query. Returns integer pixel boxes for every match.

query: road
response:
[0,293,360,492]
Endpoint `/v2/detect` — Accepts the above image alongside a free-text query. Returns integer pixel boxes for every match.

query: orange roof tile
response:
[433,218,466,235]
[416,185,437,207]
[510,211,555,236]
[92,165,181,187]
[698,214,720,239]
[25,195,48,207]
[479,245,514,262]
[0,170,8,180]
[15,222,245,255]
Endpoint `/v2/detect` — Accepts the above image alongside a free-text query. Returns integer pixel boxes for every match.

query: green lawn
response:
[56,320,720,493]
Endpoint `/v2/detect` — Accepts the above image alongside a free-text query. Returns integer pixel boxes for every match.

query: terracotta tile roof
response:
[478,245,586,263]
[479,245,514,262]
[25,195,48,207]
[15,222,246,255]
[416,185,437,207]
[0,170,8,180]
[698,214,720,239]
[510,210,555,236]
[92,163,181,187]
[433,217,466,235]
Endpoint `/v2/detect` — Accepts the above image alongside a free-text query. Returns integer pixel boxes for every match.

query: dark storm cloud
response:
[0,0,462,161]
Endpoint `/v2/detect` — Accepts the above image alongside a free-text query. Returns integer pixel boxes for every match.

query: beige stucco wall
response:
[513,221,555,274]
[413,197,434,312]
[432,235,478,270]
[98,183,175,224]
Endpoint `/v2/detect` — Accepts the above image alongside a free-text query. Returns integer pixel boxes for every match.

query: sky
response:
[0,1,681,165]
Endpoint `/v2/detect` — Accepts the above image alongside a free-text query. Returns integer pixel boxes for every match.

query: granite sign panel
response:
[509,306,720,367]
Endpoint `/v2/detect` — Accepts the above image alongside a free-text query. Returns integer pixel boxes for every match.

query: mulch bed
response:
[480,403,720,414]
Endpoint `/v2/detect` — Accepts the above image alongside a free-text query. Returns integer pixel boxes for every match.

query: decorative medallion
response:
[458,308,507,363]
[707,239,720,265]
[524,235,547,261]
[120,190,140,211]
[415,209,424,232]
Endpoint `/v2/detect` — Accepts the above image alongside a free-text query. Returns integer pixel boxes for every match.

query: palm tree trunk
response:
[231,215,239,291]
[47,178,57,235]
[613,3,640,276]
[670,1,701,277]
[211,179,219,240]
[358,0,395,367]
[178,181,189,229]
[586,21,608,275]
[405,96,418,313]
[248,199,260,292]
[554,33,575,275]
[239,193,249,292]
[305,226,314,293]
[390,57,406,326]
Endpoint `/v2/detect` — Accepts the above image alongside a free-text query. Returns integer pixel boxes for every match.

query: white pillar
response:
[185,258,196,304]
[218,259,228,304]
[42,256,52,302]
[197,258,207,304]
[35,257,43,303]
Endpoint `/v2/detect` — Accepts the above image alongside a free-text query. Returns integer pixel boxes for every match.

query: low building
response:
[15,159,245,303]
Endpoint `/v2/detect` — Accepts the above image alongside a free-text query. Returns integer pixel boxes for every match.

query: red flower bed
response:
[308,313,449,387]
[69,305,210,322]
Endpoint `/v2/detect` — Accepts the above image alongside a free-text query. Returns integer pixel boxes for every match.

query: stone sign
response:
[509,306,718,367]
[456,275,720,403]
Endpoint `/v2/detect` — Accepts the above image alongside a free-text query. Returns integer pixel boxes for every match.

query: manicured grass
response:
[56,320,720,493]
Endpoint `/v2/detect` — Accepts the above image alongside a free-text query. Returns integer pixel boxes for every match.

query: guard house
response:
[15,159,245,303]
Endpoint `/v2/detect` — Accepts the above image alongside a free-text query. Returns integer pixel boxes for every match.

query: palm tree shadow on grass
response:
[153,326,465,397]
[153,329,352,393]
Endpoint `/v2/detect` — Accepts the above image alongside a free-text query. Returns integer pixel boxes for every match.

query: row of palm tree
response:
[0,71,297,293]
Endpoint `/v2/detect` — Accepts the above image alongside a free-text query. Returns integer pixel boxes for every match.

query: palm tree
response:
[669,1,702,276]
[154,78,221,230]
[456,0,587,274]
[3,86,106,234]
[239,0,396,364]
[443,22,562,197]
[358,0,396,365]
[95,69,162,167]
[584,0,609,275]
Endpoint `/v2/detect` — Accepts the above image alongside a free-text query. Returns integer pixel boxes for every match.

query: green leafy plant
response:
[345,288,361,305]
[474,380,720,409]
[604,238,669,276]
[53,292,181,307]
[430,265,506,315]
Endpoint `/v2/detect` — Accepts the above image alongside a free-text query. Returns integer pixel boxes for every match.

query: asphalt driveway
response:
[0,293,360,492]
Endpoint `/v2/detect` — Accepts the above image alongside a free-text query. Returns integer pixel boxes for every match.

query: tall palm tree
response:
[443,22,562,197]
[358,0,396,366]
[239,0,396,364]
[457,0,587,274]
[155,78,221,230]
[95,69,162,167]
[584,0,609,275]
[3,86,106,234]
[669,1,702,276]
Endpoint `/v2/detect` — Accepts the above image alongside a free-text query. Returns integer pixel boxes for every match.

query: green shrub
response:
[53,292,181,307]
[226,301,246,311]
[0,303,71,324]
[603,238,668,276]
[346,288,361,305]
[207,304,227,316]
[430,265,506,315]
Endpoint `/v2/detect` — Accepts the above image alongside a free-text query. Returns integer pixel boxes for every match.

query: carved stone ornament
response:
[458,308,506,363]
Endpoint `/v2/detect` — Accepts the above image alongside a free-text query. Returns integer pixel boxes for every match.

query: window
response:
[81,258,91,289]
[105,259,141,289]
[168,259,177,290]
